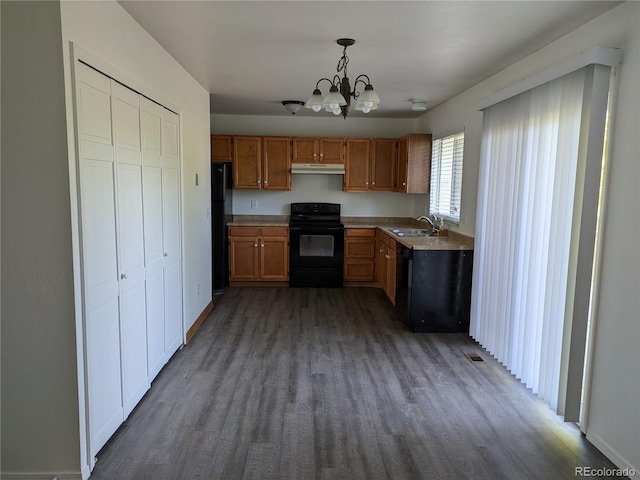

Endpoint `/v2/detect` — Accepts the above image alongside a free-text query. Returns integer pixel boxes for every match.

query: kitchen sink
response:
[390,228,439,237]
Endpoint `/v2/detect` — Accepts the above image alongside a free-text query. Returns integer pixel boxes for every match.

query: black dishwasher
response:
[396,246,473,333]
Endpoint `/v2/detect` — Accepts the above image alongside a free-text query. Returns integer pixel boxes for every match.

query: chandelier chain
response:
[336,46,349,77]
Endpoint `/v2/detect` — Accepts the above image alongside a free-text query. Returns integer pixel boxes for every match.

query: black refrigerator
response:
[212,162,233,292]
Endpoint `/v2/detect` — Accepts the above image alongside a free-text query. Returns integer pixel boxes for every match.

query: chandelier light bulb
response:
[333,108,341,115]
[312,104,322,112]
[364,100,373,108]
[329,101,340,110]
[361,106,371,113]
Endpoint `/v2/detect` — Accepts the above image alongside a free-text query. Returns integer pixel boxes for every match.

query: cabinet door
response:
[260,236,289,280]
[319,138,344,163]
[371,139,396,191]
[385,240,397,305]
[344,139,370,191]
[396,136,408,192]
[263,136,291,190]
[404,134,432,194]
[113,82,149,417]
[76,63,124,457]
[211,135,233,162]
[234,136,262,188]
[162,110,183,358]
[141,98,166,381]
[375,239,387,287]
[292,137,318,162]
[230,237,260,279]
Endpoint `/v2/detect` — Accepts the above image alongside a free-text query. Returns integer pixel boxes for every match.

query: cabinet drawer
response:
[346,228,376,237]
[261,227,288,237]
[376,229,390,246]
[229,226,288,237]
[229,226,260,237]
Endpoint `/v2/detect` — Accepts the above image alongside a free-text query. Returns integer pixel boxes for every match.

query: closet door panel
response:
[162,109,182,357]
[163,166,182,357]
[113,81,149,416]
[76,63,123,457]
[141,99,166,379]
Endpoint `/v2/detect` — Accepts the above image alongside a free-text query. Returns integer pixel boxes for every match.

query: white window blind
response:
[471,68,586,414]
[430,131,464,222]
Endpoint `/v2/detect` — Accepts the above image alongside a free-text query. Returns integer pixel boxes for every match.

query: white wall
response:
[417,2,639,474]
[211,114,428,217]
[1,2,82,476]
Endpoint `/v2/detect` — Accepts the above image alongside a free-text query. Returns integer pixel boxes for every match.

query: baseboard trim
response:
[1,471,83,480]
[186,300,213,343]
[586,430,639,479]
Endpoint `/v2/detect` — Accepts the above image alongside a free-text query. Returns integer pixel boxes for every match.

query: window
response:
[429,131,464,223]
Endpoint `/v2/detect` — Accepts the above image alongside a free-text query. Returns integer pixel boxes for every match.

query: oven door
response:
[289,225,344,287]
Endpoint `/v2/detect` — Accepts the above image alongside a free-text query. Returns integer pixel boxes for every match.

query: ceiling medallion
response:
[305,38,380,119]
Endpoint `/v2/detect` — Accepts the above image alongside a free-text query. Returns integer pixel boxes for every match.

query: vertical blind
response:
[430,131,464,222]
[471,68,586,412]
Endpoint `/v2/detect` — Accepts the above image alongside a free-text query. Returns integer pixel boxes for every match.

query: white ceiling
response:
[118,1,620,119]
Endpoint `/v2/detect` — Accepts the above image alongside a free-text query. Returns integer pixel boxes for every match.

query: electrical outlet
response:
[197,283,200,295]
[195,173,199,186]
[251,200,258,209]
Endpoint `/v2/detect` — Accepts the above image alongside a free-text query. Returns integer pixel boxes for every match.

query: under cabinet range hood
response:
[290,163,345,175]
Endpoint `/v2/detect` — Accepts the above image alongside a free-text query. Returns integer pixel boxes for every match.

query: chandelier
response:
[305,38,380,119]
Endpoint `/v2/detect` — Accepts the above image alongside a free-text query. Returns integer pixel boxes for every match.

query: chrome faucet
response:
[416,214,442,233]
[416,215,435,227]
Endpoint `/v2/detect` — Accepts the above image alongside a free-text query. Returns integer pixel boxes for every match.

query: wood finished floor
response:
[90,287,620,480]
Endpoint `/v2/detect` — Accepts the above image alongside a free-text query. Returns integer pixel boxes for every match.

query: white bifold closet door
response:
[112,82,149,417]
[140,99,183,380]
[77,63,124,456]
[76,62,182,458]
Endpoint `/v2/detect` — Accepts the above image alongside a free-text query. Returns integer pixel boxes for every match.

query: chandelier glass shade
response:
[305,38,380,119]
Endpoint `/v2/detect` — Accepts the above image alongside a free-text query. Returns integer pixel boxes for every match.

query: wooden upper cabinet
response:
[318,138,344,163]
[395,134,432,193]
[262,136,291,190]
[371,139,396,191]
[233,136,291,190]
[292,137,344,164]
[211,135,233,162]
[292,137,318,162]
[344,139,370,191]
[233,136,262,189]
[344,138,396,192]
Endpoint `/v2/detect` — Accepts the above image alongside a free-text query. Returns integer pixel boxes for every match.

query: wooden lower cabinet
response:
[229,226,288,281]
[344,228,376,281]
[375,229,397,304]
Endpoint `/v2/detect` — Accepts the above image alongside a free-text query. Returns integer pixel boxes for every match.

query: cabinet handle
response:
[120,273,128,279]
[385,255,390,259]
[365,181,369,185]
[257,180,261,184]
[313,153,317,157]
[403,182,406,186]
[372,182,375,185]
[320,153,323,157]
[264,181,268,185]
[254,244,258,247]
[261,244,265,248]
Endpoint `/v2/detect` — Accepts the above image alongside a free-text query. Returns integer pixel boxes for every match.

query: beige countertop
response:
[228,215,474,250]
[379,227,474,251]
